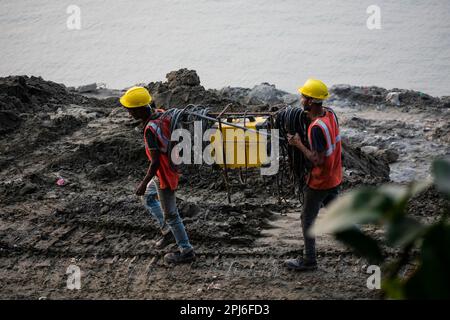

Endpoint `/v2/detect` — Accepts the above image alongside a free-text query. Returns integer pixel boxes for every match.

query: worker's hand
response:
[287,133,302,148]
[135,181,147,196]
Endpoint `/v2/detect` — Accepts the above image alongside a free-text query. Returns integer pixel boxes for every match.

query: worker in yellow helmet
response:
[120,86,195,264]
[285,79,342,271]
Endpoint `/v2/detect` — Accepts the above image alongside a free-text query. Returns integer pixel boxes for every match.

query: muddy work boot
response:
[154,228,174,250]
[284,257,317,272]
[164,248,196,265]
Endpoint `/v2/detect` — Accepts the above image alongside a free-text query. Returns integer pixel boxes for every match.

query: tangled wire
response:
[157,104,214,170]
[153,104,314,204]
[273,106,311,203]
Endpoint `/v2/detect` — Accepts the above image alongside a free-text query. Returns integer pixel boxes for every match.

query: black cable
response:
[155,104,213,170]
[151,104,312,204]
[273,106,310,203]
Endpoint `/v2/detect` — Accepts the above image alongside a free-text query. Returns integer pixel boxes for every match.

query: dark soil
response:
[0,71,446,299]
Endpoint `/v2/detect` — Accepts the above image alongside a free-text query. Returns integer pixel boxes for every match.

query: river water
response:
[1,0,449,95]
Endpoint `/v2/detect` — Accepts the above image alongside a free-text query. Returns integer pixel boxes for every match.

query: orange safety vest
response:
[143,112,179,191]
[307,109,342,190]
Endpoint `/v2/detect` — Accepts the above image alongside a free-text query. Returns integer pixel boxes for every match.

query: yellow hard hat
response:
[298,79,329,100]
[120,86,152,108]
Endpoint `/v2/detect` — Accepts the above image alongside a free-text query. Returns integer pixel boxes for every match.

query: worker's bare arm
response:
[135,149,161,195]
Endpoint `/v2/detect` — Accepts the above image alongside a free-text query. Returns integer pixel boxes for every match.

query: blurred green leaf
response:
[387,179,433,220]
[382,278,405,300]
[432,158,450,195]
[387,217,425,248]
[311,187,389,235]
[403,222,450,299]
[409,179,433,196]
[312,182,432,236]
[335,227,384,264]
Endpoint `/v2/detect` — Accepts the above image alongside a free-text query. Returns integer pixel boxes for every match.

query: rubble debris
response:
[76,83,98,93]
[147,69,299,110]
[329,84,445,109]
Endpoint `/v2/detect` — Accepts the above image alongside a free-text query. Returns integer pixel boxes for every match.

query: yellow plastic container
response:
[210,117,268,168]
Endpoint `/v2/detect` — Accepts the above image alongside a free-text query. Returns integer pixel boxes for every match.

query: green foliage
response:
[312,158,450,299]
[335,227,384,264]
[404,223,450,299]
[433,159,450,194]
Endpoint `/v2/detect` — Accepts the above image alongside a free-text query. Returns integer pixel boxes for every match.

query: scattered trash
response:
[386,92,401,106]
[56,177,66,186]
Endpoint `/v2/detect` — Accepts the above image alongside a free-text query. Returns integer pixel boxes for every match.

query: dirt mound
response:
[0,75,83,109]
[147,69,299,110]
[342,140,390,187]
[330,85,388,105]
[0,76,105,136]
[49,134,146,181]
[0,72,392,205]
[432,122,450,143]
[0,72,393,203]
[329,84,444,109]
[166,68,201,88]
[407,186,448,220]
[146,69,296,112]
[147,68,235,110]
[0,110,21,134]
[216,83,300,107]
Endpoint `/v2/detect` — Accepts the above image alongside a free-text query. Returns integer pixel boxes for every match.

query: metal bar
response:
[184,110,285,141]
[218,118,232,204]
[243,110,248,183]
[209,112,275,116]
[217,103,232,118]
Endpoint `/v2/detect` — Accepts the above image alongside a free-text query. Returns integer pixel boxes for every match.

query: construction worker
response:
[119,86,195,264]
[285,79,342,271]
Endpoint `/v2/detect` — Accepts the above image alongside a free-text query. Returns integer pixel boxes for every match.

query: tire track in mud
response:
[0,244,381,299]
[0,194,284,261]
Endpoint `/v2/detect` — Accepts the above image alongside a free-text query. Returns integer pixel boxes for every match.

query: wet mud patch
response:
[180,201,277,247]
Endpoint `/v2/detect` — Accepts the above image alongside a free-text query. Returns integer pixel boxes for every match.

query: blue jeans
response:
[143,178,193,251]
[143,179,167,232]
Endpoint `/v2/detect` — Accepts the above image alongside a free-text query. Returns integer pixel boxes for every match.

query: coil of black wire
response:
[156,104,213,170]
[273,106,311,201]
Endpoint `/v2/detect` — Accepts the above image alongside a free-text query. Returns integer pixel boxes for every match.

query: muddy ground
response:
[0,70,448,299]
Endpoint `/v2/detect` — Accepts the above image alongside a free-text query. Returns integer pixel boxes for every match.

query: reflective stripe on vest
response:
[314,119,341,157]
[147,121,169,153]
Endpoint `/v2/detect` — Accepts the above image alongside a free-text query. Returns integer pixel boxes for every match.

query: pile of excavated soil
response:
[147,69,299,111]
[147,68,235,110]
[0,70,446,299]
[329,84,447,110]
[0,72,391,206]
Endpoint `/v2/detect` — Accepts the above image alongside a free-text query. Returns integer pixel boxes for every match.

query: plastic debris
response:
[386,92,401,106]
[56,177,66,186]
